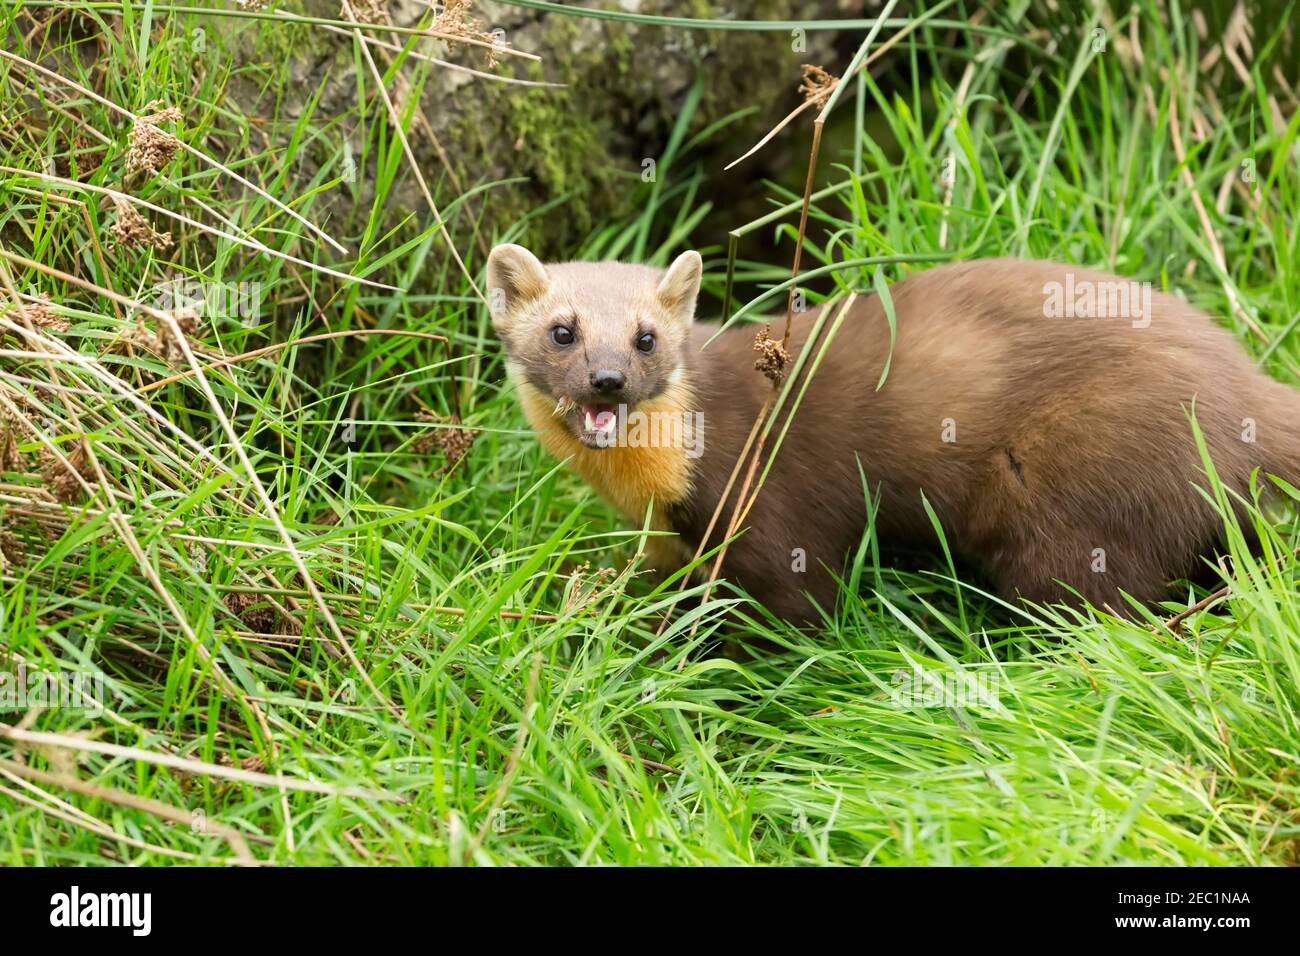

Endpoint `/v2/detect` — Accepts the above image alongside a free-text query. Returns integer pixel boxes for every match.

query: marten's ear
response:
[655,250,702,325]
[486,243,549,328]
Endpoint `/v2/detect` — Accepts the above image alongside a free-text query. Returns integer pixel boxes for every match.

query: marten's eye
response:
[635,331,656,354]
[550,325,575,346]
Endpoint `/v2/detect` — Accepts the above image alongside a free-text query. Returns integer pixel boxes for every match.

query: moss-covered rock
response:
[225,0,862,256]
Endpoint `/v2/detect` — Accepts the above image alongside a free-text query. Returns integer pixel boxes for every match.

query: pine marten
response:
[487,244,1300,621]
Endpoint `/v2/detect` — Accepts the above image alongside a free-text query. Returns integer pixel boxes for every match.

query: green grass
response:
[0,0,1298,865]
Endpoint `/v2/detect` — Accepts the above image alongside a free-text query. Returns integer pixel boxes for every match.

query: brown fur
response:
[489,247,1300,622]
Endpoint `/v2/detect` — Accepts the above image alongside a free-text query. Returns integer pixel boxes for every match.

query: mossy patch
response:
[441,0,830,256]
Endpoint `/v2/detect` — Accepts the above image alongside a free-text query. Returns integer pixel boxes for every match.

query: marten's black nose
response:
[590,369,625,394]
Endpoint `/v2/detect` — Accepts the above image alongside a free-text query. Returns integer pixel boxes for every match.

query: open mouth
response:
[579,403,619,444]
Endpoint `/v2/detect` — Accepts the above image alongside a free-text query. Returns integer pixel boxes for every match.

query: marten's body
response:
[488,247,1300,621]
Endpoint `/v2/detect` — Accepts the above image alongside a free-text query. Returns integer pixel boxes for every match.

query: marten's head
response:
[487,243,701,449]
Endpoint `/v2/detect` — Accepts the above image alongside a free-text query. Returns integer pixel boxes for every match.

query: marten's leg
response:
[715,534,843,627]
[642,532,695,585]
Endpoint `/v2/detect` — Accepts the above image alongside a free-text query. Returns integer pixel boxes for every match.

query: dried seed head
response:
[219,751,267,772]
[125,100,182,176]
[562,561,619,614]
[241,753,266,772]
[0,386,31,431]
[128,317,163,354]
[432,0,507,66]
[42,440,94,503]
[799,64,838,105]
[22,293,70,333]
[0,527,24,573]
[128,317,189,362]
[412,412,477,471]
[411,409,438,455]
[0,425,24,473]
[172,307,201,337]
[110,198,173,252]
[434,418,476,472]
[348,0,391,25]
[753,326,790,385]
